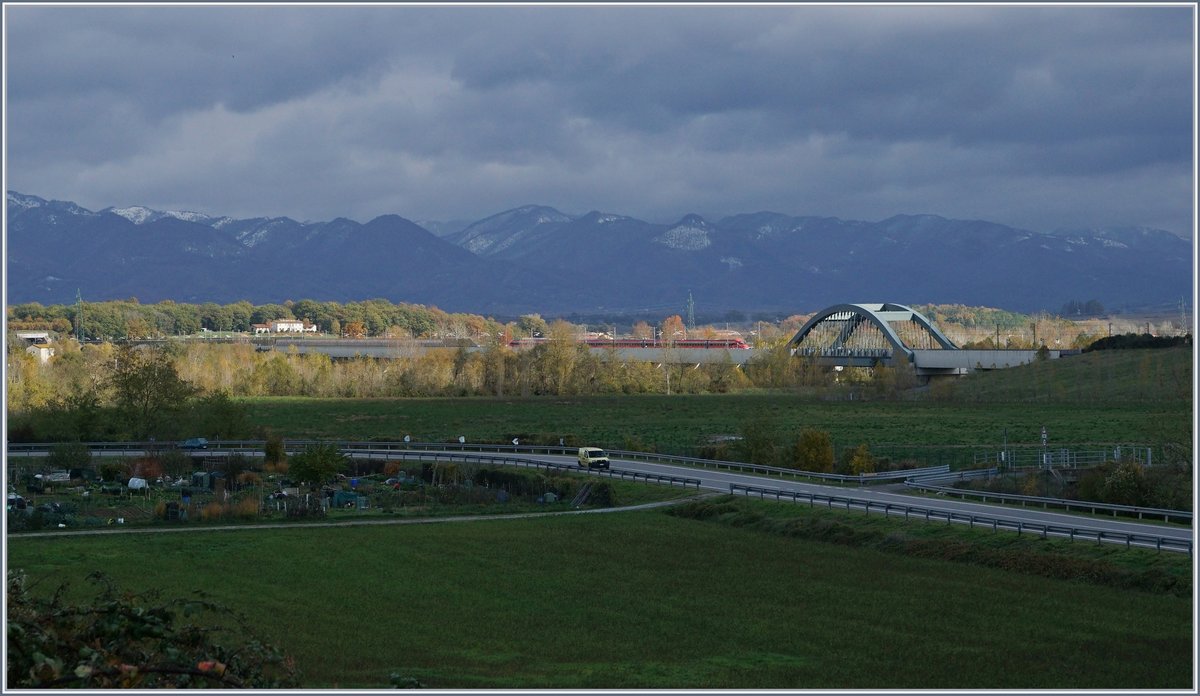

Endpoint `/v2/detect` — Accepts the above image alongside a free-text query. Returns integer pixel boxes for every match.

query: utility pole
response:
[75,289,84,342]
[686,291,695,330]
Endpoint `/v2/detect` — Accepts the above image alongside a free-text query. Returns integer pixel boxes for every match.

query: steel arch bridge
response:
[786,303,957,368]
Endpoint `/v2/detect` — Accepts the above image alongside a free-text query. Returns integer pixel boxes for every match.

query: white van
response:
[577,447,610,470]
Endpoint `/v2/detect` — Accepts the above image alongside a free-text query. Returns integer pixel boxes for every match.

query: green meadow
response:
[235,348,1191,455]
[242,393,1188,454]
[8,504,1191,689]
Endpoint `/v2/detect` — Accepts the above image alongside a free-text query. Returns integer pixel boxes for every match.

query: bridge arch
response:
[786,303,956,366]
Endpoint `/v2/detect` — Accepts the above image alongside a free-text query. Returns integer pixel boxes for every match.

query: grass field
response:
[8,505,1192,689]
[231,349,1190,456]
[946,346,1192,403]
[241,393,1190,456]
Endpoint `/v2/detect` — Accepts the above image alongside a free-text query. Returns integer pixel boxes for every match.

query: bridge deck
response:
[911,349,1061,370]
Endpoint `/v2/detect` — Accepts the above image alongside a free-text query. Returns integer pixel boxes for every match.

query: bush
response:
[263,433,287,469]
[1084,333,1191,352]
[232,497,260,519]
[264,459,289,475]
[1100,460,1148,506]
[6,570,298,687]
[846,443,875,475]
[98,460,130,483]
[738,418,780,467]
[621,434,656,453]
[286,501,326,519]
[790,429,834,472]
[588,482,614,507]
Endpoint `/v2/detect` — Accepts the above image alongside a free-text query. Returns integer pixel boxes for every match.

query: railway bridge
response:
[251,302,1068,375]
[786,303,1066,377]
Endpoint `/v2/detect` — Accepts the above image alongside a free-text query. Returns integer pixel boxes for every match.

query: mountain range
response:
[5,191,1192,316]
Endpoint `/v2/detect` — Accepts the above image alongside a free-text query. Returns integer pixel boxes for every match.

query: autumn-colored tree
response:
[518,314,549,338]
[130,457,163,481]
[481,340,513,397]
[661,315,686,342]
[343,321,366,338]
[542,320,580,395]
[790,428,835,473]
[846,443,875,475]
[631,321,654,340]
[123,316,155,340]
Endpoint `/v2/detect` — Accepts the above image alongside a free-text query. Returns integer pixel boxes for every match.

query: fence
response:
[729,483,1192,555]
[973,445,1153,470]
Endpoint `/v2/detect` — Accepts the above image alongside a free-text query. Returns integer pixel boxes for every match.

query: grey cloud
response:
[3,4,1193,236]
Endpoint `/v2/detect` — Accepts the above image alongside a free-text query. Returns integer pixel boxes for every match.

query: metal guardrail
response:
[903,479,1192,524]
[906,467,999,484]
[337,441,951,485]
[729,483,1193,555]
[598,449,950,484]
[6,442,702,492]
[6,440,948,485]
[340,448,703,491]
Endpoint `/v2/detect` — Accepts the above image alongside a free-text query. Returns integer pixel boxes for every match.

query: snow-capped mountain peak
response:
[7,191,45,210]
[107,206,159,224]
[163,210,216,224]
[655,224,712,251]
[101,204,218,226]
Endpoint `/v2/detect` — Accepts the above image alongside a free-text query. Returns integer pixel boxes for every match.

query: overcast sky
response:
[4,4,1195,235]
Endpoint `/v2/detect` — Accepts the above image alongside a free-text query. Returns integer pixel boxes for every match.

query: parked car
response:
[180,437,209,450]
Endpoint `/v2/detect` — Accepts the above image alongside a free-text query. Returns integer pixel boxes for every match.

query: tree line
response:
[7,298,495,341]
[6,333,923,443]
[8,297,1079,342]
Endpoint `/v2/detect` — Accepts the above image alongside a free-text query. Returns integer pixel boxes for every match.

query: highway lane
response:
[510,452,1194,544]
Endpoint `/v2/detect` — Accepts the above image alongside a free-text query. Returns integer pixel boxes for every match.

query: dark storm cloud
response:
[3,4,1193,235]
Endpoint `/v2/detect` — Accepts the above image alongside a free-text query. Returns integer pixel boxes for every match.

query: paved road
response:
[516,452,1193,545]
[10,443,1191,550]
